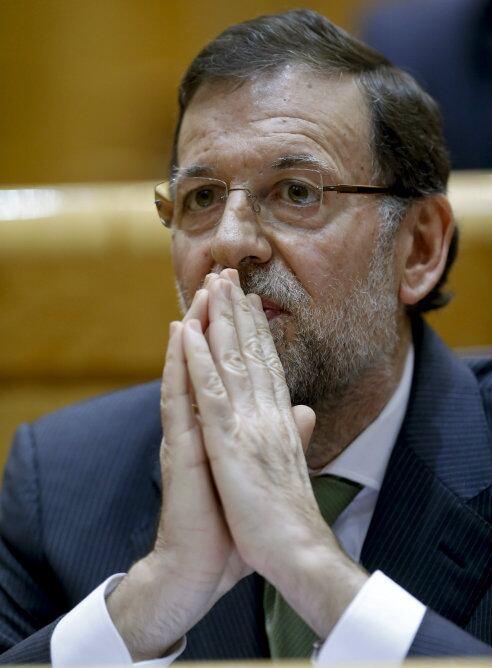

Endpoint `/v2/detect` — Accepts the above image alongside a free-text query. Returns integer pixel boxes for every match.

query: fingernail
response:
[204,273,218,287]
[169,321,179,336]
[221,280,232,296]
[187,319,202,332]
[221,268,240,286]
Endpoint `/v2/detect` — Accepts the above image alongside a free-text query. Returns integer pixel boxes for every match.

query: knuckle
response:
[243,337,264,362]
[163,348,178,369]
[160,385,171,405]
[221,351,248,375]
[225,414,241,438]
[266,355,285,379]
[161,401,171,425]
[203,371,226,398]
[220,310,235,327]
[236,296,251,313]
[257,323,271,338]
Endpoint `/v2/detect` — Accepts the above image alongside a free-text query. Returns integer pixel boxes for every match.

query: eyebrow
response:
[171,153,337,182]
[270,154,337,175]
[171,164,215,183]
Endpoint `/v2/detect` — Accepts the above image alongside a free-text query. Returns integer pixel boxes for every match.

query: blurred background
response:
[1,0,491,469]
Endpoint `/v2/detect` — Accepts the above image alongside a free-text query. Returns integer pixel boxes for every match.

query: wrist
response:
[106,551,221,661]
[262,536,368,639]
[106,554,177,661]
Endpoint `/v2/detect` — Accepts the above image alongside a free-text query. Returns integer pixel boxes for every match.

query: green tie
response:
[263,475,362,658]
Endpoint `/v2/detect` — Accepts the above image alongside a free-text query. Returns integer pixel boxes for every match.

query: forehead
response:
[177,66,373,181]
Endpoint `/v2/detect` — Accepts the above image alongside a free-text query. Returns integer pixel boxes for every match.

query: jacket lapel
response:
[362,319,492,628]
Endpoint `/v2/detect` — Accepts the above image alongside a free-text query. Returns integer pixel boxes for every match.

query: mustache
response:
[214,261,309,313]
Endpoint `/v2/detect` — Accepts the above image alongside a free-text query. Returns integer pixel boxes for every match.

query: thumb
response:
[292,405,316,453]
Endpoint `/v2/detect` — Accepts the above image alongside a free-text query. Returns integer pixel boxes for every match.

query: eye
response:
[277,181,319,206]
[187,187,218,210]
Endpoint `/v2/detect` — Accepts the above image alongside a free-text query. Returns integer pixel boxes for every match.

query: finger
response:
[246,293,293,412]
[186,378,203,428]
[183,288,209,332]
[219,267,241,287]
[161,321,199,442]
[182,319,236,432]
[229,284,278,409]
[291,405,316,454]
[195,273,220,342]
[207,279,255,412]
[203,272,219,289]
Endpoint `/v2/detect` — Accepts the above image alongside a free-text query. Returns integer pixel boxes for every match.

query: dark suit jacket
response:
[0,318,491,663]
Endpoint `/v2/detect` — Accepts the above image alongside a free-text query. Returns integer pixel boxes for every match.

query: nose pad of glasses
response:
[250,195,261,214]
[228,187,261,216]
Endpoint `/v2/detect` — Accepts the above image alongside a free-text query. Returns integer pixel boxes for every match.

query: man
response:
[1,9,491,665]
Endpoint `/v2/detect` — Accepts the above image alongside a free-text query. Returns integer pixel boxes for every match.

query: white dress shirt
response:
[52,345,426,665]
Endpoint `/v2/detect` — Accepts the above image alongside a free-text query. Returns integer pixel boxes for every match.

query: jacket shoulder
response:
[29,379,162,465]
[11,380,162,544]
[4,381,162,603]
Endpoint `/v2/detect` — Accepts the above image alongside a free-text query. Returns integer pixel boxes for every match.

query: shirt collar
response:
[313,345,414,491]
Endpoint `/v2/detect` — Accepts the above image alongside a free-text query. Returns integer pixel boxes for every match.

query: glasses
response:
[154,168,397,232]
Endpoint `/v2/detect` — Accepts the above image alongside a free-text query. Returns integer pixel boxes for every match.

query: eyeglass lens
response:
[170,169,325,231]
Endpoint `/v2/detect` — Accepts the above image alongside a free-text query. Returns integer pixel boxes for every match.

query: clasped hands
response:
[108,269,367,662]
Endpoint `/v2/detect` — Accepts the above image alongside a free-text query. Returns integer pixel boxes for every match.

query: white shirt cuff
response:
[315,570,426,664]
[51,574,186,666]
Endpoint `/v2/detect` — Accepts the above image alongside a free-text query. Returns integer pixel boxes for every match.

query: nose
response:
[210,189,272,268]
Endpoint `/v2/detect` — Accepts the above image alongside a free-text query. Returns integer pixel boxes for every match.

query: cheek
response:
[296,243,355,299]
[172,233,211,296]
[282,210,379,301]
[281,238,365,302]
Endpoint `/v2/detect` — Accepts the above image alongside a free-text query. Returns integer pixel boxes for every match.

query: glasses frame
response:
[154,175,398,229]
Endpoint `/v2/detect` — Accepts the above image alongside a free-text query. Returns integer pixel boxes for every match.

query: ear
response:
[398,195,454,307]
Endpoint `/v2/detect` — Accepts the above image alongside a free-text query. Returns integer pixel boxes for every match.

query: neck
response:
[306,320,412,470]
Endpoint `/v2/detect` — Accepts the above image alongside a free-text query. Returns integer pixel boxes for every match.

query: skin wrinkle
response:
[179,77,372,184]
[245,430,299,488]
[221,351,247,375]
[248,73,372,179]
[202,372,227,399]
[173,153,339,186]
[243,337,264,362]
[218,311,235,328]
[179,129,345,185]
[249,127,343,177]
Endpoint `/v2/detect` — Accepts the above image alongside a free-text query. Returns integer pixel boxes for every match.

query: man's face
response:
[172,67,400,406]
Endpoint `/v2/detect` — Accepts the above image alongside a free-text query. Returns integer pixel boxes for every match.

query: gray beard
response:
[176,232,399,408]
